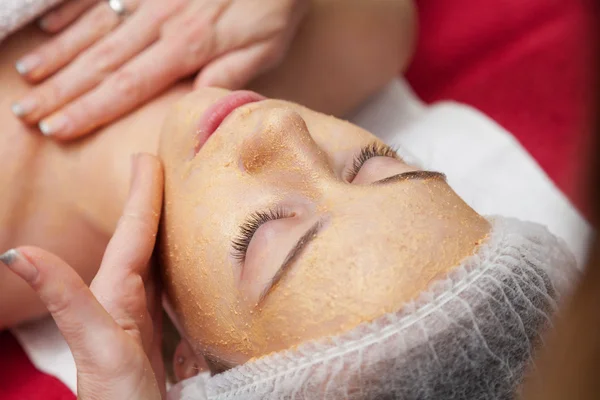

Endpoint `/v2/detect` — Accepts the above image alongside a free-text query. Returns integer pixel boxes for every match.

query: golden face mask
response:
[158,88,490,366]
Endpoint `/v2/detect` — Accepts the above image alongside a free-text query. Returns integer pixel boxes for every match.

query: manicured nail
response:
[39,114,69,136]
[11,103,26,117]
[11,96,38,117]
[0,249,38,283]
[15,54,42,75]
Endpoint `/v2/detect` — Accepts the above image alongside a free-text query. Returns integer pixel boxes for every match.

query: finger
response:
[38,40,184,139]
[101,153,162,278]
[195,41,284,90]
[211,0,308,54]
[0,247,120,366]
[16,1,120,83]
[38,0,99,33]
[13,0,153,125]
[149,295,167,400]
[91,154,163,338]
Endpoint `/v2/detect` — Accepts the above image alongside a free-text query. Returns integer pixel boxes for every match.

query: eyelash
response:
[345,142,399,182]
[231,207,292,263]
[230,143,396,262]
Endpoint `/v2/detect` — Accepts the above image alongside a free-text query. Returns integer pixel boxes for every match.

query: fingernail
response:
[177,356,185,365]
[15,54,42,75]
[0,249,38,283]
[11,96,38,117]
[39,114,69,136]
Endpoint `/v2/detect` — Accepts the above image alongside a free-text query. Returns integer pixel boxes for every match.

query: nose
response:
[239,108,331,180]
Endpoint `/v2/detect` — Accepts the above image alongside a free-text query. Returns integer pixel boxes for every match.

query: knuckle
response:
[183,23,209,48]
[45,79,63,99]
[44,36,72,62]
[44,279,84,317]
[87,41,119,73]
[87,5,117,34]
[45,291,71,316]
[33,79,64,113]
[164,15,213,54]
[111,69,144,99]
[147,2,179,26]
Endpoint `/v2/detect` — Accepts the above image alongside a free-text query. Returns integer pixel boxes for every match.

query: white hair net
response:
[169,216,578,400]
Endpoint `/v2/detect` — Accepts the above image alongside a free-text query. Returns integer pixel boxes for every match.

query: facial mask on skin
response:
[169,216,578,400]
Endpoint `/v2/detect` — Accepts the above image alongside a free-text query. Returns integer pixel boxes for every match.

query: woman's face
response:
[159,88,489,366]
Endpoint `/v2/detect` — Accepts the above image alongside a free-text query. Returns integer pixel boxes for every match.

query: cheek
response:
[248,210,436,353]
[161,199,250,354]
[249,235,381,353]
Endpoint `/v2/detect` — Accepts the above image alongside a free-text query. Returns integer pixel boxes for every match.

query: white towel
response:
[0,0,64,42]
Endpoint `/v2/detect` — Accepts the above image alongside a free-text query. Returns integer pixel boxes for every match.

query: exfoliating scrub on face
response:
[158,88,490,365]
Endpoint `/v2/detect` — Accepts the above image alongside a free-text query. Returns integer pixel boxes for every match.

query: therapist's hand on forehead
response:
[0,154,165,400]
[11,0,309,140]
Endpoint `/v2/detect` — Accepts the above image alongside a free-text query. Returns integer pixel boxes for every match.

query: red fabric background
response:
[406,0,595,215]
[0,331,75,400]
[0,0,594,397]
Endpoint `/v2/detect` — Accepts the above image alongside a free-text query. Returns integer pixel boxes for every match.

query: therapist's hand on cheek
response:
[0,154,165,400]
[12,0,309,140]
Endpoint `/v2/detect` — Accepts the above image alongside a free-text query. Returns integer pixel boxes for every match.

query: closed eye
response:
[345,142,399,182]
[231,207,294,263]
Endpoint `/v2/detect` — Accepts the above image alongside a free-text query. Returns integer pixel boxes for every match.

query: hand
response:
[12,0,310,140]
[0,154,165,400]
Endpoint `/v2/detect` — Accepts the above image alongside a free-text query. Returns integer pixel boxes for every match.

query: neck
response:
[0,25,189,255]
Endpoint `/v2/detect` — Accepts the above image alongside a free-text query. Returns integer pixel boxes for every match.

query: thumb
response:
[194,41,283,90]
[0,246,120,366]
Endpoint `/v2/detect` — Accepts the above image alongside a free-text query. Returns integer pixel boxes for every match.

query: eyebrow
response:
[373,170,446,185]
[257,220,322,305]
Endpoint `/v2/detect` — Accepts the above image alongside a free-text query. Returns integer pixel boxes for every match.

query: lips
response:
[194,90,265,154]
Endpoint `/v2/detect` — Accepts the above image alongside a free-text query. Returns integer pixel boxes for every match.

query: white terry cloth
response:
[0,0,64,42]
[12,77,593,394]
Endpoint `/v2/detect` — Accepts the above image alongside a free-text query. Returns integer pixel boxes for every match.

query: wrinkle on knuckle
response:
[38,79,64,107]
[87,42,120,74]
[44,281,81,317]
[111,69,144,100]
[88,5,116,34]
[147,2,180,26]
[163,20,214,69]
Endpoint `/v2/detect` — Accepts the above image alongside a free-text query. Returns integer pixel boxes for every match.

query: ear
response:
[172,339,210,382]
